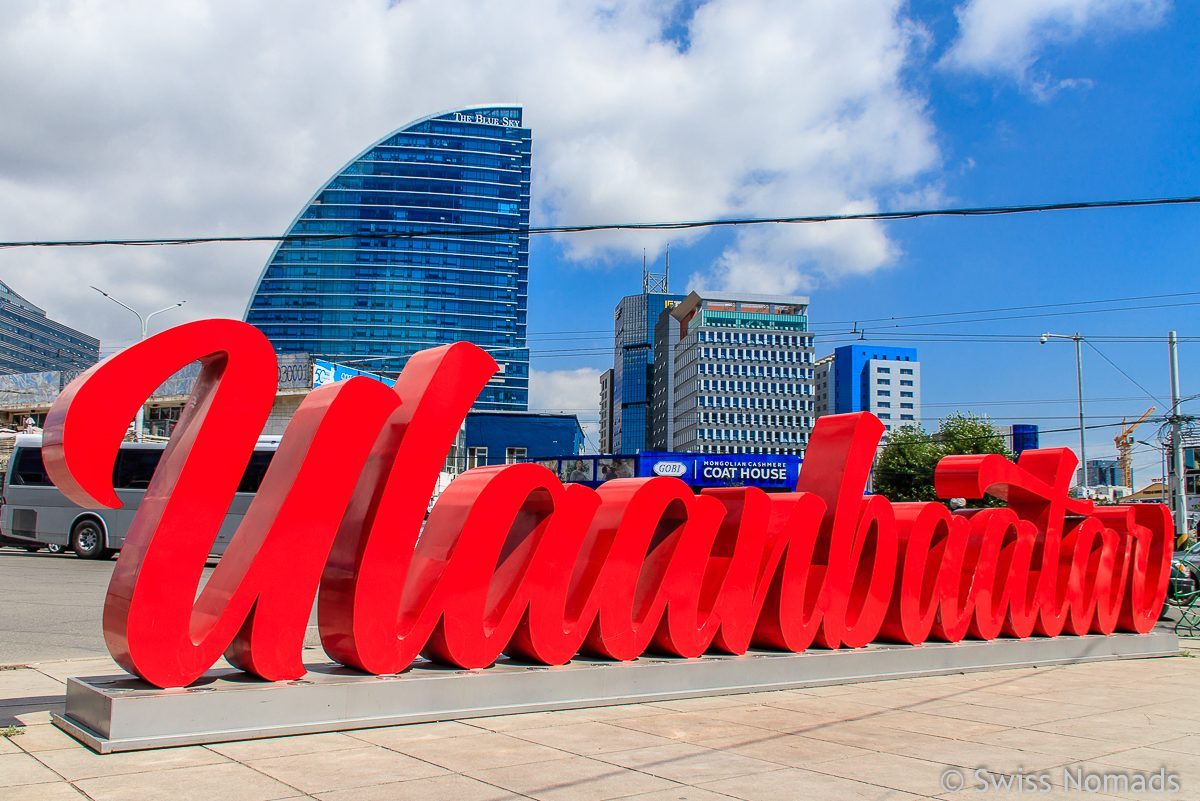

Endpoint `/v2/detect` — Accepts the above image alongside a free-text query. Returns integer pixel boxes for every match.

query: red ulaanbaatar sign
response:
[41,320,1172,690]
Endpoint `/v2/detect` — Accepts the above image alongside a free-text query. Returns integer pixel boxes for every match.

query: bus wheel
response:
[71,520,109,560]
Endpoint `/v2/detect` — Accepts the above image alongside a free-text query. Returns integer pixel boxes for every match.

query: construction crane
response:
[1114,406,1156,490]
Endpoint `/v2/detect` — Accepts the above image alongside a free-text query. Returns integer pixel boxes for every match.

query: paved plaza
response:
[1,639,1199,800]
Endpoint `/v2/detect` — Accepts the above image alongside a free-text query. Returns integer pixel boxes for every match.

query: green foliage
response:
[873,413,1012,505]
[872,424,942,502]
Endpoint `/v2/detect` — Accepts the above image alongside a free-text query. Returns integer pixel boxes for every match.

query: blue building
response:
[245,105,532,410]
[609,290,685,453]
[0,280,99,375]
[464,411,585,469]
[814,345,920,432]
[1010,424,1040,457]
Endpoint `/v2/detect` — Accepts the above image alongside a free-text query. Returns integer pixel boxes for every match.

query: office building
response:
[1082,458,1122,489]
[608,287,685,453]
[669,291,815,454]
[649,307,680,451]
[598,368,614,453]
[813,354,835,416]
[0,280,99,375]
[813,345,920,433]
[464,411,585,469]
[245,105,532,410]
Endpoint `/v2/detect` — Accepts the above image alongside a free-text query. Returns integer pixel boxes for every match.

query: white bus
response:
[0,434,278,559]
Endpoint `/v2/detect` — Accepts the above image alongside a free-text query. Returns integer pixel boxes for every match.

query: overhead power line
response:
[1,194,1198,249]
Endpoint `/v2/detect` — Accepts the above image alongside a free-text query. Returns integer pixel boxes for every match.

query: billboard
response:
[640,451,801,490]
[312,359,396,389]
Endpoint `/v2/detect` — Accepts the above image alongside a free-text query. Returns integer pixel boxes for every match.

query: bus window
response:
[115,449,164,490]
[9,448,50,486]
[237,450,275,494]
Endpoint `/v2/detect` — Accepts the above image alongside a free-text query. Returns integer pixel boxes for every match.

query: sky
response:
[0,0,1196,483]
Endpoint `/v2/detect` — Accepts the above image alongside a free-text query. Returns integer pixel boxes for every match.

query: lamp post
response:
[91,286,186,441]
[1041,331,1087,495]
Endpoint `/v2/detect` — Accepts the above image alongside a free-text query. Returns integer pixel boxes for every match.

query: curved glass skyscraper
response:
[245,104,531,409]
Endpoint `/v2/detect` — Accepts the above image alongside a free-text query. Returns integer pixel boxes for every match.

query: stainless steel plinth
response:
[55,631,1179,753]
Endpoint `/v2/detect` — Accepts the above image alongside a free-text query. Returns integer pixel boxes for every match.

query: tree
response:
[872,413,1011,504]
[872,424,941,502]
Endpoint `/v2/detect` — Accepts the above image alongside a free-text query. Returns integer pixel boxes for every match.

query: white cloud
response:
[0,0,940,347]
[943,0,1169,97]
[529,367,603,447]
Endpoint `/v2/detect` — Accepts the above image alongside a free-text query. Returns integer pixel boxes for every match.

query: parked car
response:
[1174,542,1200,591]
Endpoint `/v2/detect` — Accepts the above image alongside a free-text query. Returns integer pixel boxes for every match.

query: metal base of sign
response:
[55,631,1178,754]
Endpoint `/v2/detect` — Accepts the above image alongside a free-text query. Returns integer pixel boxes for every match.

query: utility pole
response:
[1041,332,1087,495]
[1169,330,1189,541]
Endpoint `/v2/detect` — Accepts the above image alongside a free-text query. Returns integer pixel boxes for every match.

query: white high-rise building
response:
[668,291,815,455]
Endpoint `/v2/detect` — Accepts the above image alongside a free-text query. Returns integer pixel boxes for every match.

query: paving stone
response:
[246,745,448,794]
[11,724,80,753]
[702,731,876,769]
[33,743,228,781]
[315,772,523,801]
[393,731,566,772]
[0,782,86,800]
[812,750,968,796]
[206,732,364,761]
[866,709,1011,739]
[0,753,61,788]
[348,720,482,746]
[620,788,735,801]
[75,762,298,801]
[509,721,677,755]
[701,766,924,801]
[596,742,780,785]
[608,711,773,745]
[466,755,678,801]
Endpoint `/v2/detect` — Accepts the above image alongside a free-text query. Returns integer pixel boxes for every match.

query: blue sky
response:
[0,0,1195,484]
[527,2,1198,481]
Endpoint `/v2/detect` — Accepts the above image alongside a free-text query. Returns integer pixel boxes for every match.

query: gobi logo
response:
[652,460,688,478]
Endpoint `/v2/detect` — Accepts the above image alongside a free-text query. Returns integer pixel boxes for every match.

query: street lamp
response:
[91,286,186,441]
[1041,331,1087,495]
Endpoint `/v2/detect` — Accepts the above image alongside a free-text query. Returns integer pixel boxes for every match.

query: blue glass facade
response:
[0,280,98,375]
[612,292,684,453]
[1010,424,1040,457]
[245,105,531,409]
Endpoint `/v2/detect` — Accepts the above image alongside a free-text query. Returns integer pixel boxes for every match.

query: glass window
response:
[467,447,488,469]
[115,448,164,490]
[9,447,50,486]
[237,450,276,493]
[505,447,527,464]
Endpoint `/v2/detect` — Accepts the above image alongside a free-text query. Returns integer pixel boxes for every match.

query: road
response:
[0,548,119,663]
[0,547,319,665]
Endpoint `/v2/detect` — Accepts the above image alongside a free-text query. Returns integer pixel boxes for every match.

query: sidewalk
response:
[3,642,1199,801]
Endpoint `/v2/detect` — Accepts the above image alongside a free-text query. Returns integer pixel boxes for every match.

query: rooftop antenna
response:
[643,246,669,294]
